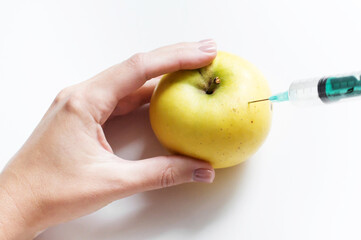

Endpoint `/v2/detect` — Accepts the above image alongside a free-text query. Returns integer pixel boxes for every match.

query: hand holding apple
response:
[0,40,218,240]
[150,52,272,168]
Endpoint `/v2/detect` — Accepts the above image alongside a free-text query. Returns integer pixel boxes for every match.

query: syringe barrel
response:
[288,78,323,104]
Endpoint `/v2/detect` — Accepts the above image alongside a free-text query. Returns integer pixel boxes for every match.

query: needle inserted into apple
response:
[248,98,270,104]
[150,49,361,169]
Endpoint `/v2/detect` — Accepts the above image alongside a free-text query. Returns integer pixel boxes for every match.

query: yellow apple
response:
[149,51,272,169]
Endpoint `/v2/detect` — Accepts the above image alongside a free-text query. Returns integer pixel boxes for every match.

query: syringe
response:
[249,72,361,104]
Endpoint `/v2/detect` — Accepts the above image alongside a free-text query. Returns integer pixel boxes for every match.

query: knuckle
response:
[63,91,85,114]
[160,165,176,188]
[127,53,145,70]
[126,53,148,79]
[54,87,71,104]
[175,46,185,56]
[174,47,186,69]
[52,86,88,116]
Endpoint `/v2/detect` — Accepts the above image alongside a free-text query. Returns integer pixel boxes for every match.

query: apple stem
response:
[206,77,220,94]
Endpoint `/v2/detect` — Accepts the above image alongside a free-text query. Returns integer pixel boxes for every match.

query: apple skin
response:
[149,51,272,169]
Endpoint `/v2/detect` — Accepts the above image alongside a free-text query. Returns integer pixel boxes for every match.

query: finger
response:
[95,39,216,100]
[111,77,160,116]
[125,155,215,192]
[85,39,217,124]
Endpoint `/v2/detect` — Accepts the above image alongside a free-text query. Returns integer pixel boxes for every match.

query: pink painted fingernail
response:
[199,39,217,54]
[193,168,215,183]
[199,38,215,44]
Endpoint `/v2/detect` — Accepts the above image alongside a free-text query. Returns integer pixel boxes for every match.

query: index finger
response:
[85,40,217,123]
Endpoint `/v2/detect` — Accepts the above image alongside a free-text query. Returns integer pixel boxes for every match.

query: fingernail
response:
[199,39,217,54]
[199,38,214,44]
[193,168,215,183]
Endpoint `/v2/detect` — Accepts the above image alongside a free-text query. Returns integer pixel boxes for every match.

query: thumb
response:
[128,156,215,192]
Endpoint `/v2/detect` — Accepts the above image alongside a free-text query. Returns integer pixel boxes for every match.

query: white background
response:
[1,0,361,239]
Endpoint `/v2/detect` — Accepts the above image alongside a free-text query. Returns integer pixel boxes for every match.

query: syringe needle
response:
[248,98,269,104]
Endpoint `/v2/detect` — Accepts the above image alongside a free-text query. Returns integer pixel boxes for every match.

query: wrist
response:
[0,170,43,240]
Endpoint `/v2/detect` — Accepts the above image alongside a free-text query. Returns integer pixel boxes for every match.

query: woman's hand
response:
[0,40,217,240]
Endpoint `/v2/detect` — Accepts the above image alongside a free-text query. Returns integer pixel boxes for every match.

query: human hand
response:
[0,40,217,239]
